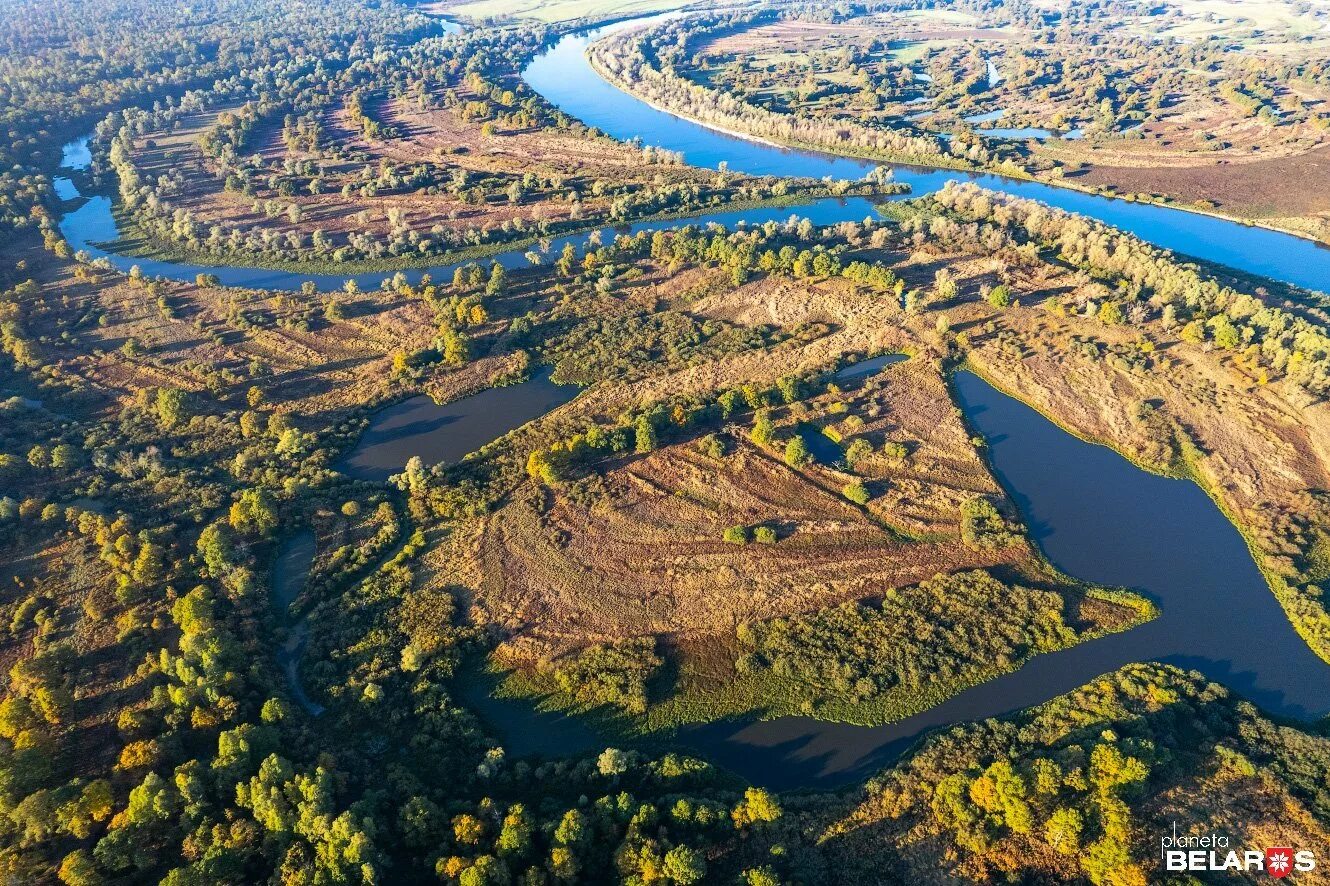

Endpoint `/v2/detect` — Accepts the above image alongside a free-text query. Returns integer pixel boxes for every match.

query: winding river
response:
[525,17,1330,294]
[48,13,1330,789]
[57,165,878,292]
[55,17,1330,295]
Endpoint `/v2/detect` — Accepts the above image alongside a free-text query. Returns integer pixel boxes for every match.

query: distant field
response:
[1126,0,1330,49]
[1172,0,1327,30]
[445,0,686,22]
[891,8,981,26]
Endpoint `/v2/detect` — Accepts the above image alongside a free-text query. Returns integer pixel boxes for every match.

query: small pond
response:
[339,368,579,482]
[960,109,1084,141]
[832,352,908,381]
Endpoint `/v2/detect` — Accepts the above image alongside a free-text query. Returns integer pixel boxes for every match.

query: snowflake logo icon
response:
[1265,847,1294,879]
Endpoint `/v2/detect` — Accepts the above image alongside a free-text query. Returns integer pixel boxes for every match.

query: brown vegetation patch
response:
[466,352,1025,662]
[476,436,1022,663]
[1058,142,1330,237]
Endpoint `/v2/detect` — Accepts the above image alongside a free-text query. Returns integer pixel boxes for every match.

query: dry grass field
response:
[119,96,718,261]
[471,357,1022,664]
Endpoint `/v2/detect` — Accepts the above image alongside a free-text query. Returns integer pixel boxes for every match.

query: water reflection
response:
[339,368,579,482]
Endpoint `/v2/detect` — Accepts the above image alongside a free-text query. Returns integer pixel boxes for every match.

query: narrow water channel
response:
[272,531,324,717]
[54,135,876,292]
[58,191,877,294]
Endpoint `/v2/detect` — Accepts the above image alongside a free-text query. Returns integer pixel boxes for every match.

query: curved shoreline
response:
[959,357,1330,670]
[53,19,1330,295]
[585,39,995,175]
[585,14,1330,250]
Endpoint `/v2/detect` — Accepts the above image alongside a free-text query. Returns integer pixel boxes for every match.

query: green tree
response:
[843,480,870,505]
[750,410,774,447]
[486,262,506,296]
[50,444,81,470]
[634,415,658,454]
[441,326,470,366]
[731,787,782,827]
[197,523,235,577]
[1045,807,1083,855]
[741,865,780,886]
[845,438,872,467]
[784,435,810,468]
[697,433,726,460]
[58,849,102,886]
[777,375,801,404]
[460,854,508,886]
[968,760,1032,834]
[1209,314,1240,349]
[260,698,290,724]
[26,445,49,469]
[597,748,630,776]
[662,845,706,884]
[229,489,278,536]
[496,804,533,858]
[155,387,187,429]
[553,809,588,847]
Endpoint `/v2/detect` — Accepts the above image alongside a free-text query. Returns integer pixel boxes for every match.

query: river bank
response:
[527,18,1330,293]
[594,12,1330,249]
